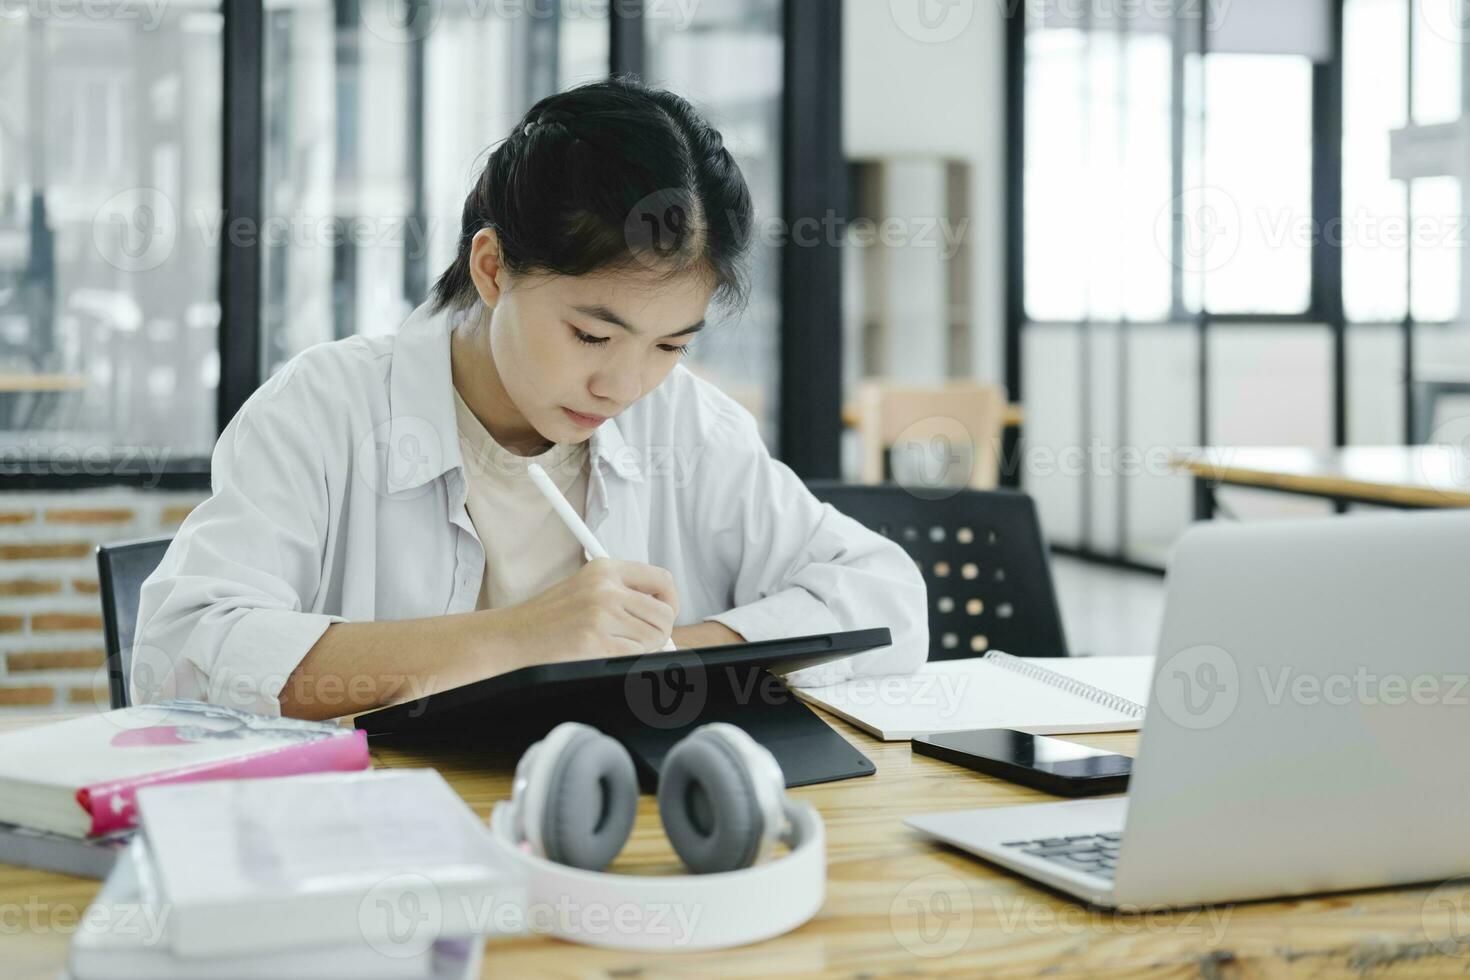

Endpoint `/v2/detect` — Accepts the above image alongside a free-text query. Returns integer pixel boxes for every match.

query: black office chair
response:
[805,482,1069,661]
[97,537,173,709]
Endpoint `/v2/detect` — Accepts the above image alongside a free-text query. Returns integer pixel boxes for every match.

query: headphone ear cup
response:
[540,730,639,872]
[658,730,765,873]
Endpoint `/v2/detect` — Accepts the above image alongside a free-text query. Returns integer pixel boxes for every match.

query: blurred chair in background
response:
[97,537,172,710]
[806,481,1068,660]
[854,380,1006,491]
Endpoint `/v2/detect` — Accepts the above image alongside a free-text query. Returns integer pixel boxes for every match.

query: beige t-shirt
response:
[453,387,590,611]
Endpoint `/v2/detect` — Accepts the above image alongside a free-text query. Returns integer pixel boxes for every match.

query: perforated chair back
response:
[806,482,1069,660]
[97,536,172,709]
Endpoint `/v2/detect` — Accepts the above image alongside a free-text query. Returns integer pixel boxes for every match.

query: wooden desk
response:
[3,711,1465,978]
[1177,446,1470,518]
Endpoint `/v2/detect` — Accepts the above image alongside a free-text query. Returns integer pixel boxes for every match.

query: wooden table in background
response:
[1177,445,1470,519]
[842,400,1025,430]
[0,373,86,431]
[2,710,1465,978]
[0,374,87,394]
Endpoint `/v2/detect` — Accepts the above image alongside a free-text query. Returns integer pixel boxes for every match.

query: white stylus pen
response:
[527,462,676,651]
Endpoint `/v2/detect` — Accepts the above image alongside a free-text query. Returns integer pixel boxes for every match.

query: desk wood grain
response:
[1,711,1465,978]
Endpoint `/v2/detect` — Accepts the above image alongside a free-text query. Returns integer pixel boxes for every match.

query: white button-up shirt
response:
[132,300,929,716]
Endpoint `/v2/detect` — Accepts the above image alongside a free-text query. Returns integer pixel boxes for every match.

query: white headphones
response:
[488,721,825,951]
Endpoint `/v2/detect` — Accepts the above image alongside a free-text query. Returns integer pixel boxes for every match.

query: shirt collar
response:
[385,300,642,495]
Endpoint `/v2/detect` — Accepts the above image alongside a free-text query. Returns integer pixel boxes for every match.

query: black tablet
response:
[355,626,891,736]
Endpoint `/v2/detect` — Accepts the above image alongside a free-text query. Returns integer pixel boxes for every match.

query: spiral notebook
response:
[789,653,1154,741]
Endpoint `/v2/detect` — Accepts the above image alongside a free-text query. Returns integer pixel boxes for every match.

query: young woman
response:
[133,78,927,721]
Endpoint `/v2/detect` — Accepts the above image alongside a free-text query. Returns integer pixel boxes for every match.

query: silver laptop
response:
[906,510,1470,908]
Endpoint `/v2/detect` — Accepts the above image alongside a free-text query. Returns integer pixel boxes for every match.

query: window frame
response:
[1004,2,1350,571]
[3,0,848,489]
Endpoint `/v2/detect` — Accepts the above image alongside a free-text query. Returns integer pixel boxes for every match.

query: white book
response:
[69,836,463,980]
[135,769,525,958]
[0,821,131,880]
[0,700,366,839]
[791,653,1155,740]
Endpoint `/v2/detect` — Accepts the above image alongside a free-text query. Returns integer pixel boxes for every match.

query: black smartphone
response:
[912,729,1131,797]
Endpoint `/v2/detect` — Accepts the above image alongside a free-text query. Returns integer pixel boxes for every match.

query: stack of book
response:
[0,699,371,878]
[65,769,524,979]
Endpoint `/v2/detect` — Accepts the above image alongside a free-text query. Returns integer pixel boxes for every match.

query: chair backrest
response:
[96,536,172,709]
[854,380,1007,490]
[806,482,1069,661]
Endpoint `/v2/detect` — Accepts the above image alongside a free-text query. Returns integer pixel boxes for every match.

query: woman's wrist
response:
[464,606,532,679]
[672,620,745,650]
[462,610,745,675]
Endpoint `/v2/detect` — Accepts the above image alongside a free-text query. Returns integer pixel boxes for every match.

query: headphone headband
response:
[488,800,825,951]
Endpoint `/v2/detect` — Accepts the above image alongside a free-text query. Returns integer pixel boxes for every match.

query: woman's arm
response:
[278,612,518,721]
[133,363,348,716]
[279,558,686,720]
[283,604,745,720]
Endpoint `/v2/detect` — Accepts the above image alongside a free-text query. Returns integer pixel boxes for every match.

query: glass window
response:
[1409,175,1463,322]
[0,10,222,460]
[1193,53,1314,315]
[1411,0,1463,126]
[1407,0,1464,326]
[260,0,608,378]
[1206,324,1335,523]
[1020,6,1358,559]
[1024,26,1172,322]
[1024,27,1088,322]
[1346,324,1404,442]
[645,0,783,447]
[1342,0,1410,323]
[1123,325,1197,565]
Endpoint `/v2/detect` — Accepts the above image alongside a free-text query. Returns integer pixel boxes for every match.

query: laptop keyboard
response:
[1000,832,1121,880]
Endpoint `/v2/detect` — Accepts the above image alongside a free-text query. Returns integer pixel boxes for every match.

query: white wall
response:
[842,0,1008,386]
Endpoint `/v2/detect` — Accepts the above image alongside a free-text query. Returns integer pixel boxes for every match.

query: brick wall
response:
[0,488,208,714]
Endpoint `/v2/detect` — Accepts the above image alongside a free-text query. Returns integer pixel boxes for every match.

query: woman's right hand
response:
[492,558,680,664]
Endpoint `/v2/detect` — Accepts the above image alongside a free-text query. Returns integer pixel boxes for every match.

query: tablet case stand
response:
[362,665,875,790]
[584,667,876,789]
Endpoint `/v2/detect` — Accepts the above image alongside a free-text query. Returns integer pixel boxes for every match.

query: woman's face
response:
[470,236,715,447]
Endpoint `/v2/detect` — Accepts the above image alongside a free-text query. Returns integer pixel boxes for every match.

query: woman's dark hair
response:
[430,76,754,315]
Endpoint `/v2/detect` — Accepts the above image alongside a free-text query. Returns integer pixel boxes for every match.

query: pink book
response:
[0,701,372,839]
